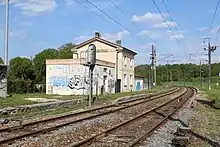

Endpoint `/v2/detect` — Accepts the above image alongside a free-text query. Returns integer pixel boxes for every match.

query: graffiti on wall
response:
[68,75,89,90]
[50,75,89,90]
[47,64,116,94]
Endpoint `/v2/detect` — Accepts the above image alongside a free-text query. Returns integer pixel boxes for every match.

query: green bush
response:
[8,79,37,94]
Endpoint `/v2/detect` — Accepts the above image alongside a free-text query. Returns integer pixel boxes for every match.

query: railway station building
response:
[46,32,147,95]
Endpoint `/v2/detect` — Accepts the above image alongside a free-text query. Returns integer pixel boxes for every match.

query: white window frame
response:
[130,74,133,86]
[124,73,127,87]
[130,58,133,67]
[124,56,127,66]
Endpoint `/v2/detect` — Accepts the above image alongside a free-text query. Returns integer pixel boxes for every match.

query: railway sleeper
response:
[172,136,190,146]
[176,126,191,136]
[96,134,136,143]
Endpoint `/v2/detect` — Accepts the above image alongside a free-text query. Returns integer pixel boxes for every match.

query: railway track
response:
[69,87,196,147]
[0,87,186,146]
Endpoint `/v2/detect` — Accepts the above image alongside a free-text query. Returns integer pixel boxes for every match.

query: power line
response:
[161,0,178,32]
[152,0,190,60]
[152,0,181,46]
[84,0,144,42]
[215,26,220,44]
[108,0,126,16]
[209,0,220,32]
[108,0,155,43]
[161,0,190,59]
[74,0,113,25]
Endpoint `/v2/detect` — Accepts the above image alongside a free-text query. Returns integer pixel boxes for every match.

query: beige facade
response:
[74,32,137,92]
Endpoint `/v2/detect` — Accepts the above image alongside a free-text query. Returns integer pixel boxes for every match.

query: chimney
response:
[95,32,101,38]
[116,40,121,45]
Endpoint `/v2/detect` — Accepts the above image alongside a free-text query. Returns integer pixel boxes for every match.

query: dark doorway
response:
[115,79,121,93]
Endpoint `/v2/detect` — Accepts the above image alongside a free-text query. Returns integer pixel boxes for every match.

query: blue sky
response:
[0,0,220,65]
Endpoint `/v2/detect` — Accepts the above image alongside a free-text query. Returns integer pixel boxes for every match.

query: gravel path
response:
[139,94,195,147]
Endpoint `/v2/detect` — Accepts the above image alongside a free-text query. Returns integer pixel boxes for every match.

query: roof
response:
[75,37,137,55]
[46,58,115,68]
[134,74,146,79]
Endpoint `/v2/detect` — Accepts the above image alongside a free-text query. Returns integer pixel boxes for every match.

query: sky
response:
[0,0,220,65]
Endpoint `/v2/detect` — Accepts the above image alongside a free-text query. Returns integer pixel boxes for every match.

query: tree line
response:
[3,41,220,94]
[4,43,76,94]
[135,63,220,84]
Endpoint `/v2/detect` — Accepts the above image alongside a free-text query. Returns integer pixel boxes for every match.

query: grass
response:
[0,93,85,108]
[173,80,220,108]
[17,93,84,100]
[0,85,170,108]
[1,104,85,119]
[0,95,37,108]
[189,103,220,147]
[0,85,170,119]
[97,85,170,100]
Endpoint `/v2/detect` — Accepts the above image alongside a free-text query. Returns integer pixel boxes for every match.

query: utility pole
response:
[150,44,156,87]
[203,37,217,90]
[2,0,9,98]
[4,0,9,66]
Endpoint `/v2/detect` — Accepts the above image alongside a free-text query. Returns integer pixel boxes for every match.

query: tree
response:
[8,57,34,80]
[33,48,59,84]
[57,42,76,59]
[0,57,4,64]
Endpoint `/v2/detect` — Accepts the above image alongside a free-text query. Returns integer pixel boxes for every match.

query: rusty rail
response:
[70,87,194,147]
[128,87,196,147]
[0,87,179,134]
[0,87,181,145]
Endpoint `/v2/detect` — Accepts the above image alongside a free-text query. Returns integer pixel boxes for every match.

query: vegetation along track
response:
[0,87,183,145]
[70,87,196,147]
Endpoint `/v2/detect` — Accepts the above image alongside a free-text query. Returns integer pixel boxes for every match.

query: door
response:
[136,81,141,91]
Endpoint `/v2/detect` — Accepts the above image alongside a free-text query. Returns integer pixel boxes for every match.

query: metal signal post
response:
[87,44,96,106]
[150,44,156,87]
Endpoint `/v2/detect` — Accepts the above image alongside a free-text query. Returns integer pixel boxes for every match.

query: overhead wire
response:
[209,0,220,32]
[151,0,181,46]
[161,0,178,32]
[84,0,146,43]
[108,0,156,43]
[152,0,188,60]
[213,0,220,44]
[161,0,191,60]
[74,0,113,25]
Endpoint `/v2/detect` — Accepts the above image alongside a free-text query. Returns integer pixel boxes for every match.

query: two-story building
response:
[73,32,137,93]
[46,32,138,95]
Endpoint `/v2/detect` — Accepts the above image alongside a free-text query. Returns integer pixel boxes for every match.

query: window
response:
[124,74,127,87]
[103,68,107,73]
[130,74,133,86]
[130,59,133,67]
[124,56,127,66]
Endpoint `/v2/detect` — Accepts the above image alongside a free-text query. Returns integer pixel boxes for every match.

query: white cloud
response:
[197,26,220,34]
[210,25,220,33]
[170,34,184,40]
[132,12,179,30]
[65,0,75,7]
[73,35,92,44]
[9,30,27,38]
[103,30,130,41]
[153,21,177,28]
[139,30,161,39]
[73,30,131,44]
[132,12,168,24]
[0,0,57,16]
[196,27,209,32]
[165,30,184,40]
